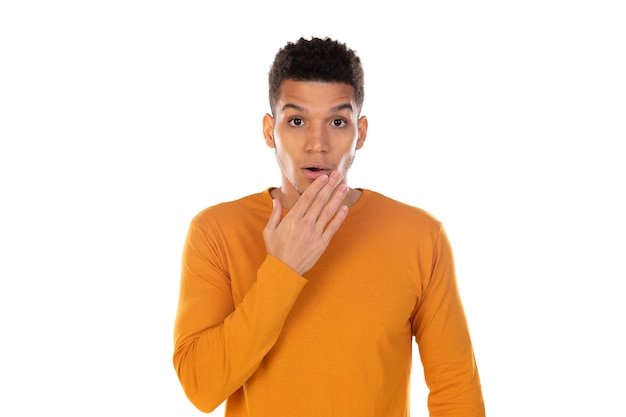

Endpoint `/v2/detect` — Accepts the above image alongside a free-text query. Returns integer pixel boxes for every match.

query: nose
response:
[304,124,329,153]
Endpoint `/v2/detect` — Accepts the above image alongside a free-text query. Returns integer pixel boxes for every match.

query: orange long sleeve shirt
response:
[173,189,485,416]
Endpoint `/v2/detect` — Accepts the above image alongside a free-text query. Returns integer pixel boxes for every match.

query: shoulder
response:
[359,190,443,232]
[190,189,272,230]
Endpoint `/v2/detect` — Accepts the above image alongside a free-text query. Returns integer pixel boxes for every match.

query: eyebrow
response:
[280,103,354,114]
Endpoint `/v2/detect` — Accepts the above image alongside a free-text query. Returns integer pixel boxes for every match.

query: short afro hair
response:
[268,37,365,115]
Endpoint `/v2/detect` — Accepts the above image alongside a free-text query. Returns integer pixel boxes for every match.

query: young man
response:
[173,37,485,416]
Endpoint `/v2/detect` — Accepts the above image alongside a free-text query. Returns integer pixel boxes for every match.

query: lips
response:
[302,164,332,179]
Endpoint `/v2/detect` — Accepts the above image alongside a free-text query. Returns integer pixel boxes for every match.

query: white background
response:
[1,1,625,416]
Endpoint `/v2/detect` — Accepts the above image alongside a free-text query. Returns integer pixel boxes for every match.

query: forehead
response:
[276,80,357,113]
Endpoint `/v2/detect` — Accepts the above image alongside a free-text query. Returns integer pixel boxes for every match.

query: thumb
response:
[265,198,283,231]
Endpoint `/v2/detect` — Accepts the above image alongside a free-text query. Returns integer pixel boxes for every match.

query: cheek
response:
[274,132,300,157]
[274,144,296,170]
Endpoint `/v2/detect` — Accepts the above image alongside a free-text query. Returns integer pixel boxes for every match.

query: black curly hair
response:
[268,37,365,115]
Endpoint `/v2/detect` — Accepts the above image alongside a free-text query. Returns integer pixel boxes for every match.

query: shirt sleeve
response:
[172,218,307,412]
[412,225,485,417]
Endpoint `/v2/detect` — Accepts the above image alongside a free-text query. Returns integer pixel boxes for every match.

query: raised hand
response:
[263,171,349,275]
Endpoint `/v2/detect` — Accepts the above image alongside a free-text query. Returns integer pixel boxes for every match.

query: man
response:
[173,36,485,416]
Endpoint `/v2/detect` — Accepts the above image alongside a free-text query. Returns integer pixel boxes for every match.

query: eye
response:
[289,118,303,127]
[332,119,346,127]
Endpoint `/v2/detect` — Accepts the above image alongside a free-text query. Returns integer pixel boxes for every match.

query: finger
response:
[321,204,349,240]
[302,171,343,219]
[315,183,349,228]
[264,198,283,232]
[289,173,330,216]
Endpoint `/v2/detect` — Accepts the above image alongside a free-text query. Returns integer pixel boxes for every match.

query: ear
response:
[355,116,368,150]
[263,113,276,148]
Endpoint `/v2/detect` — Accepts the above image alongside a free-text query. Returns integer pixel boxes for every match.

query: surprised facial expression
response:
[263,80,368,206]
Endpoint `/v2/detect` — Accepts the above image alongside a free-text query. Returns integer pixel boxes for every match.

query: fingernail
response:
[331,171,341,180]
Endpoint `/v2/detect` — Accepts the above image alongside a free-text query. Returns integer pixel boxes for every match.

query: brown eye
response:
[332,119,345,127]
[290,118,303,126]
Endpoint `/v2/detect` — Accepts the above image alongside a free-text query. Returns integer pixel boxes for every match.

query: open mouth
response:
[302,165,331,178]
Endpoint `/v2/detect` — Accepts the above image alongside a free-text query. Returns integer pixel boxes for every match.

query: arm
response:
[413,225,485,417]
[173,220,307,412]
[173,172,349,412]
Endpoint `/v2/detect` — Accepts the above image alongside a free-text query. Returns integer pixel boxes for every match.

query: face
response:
[263,80,368,207]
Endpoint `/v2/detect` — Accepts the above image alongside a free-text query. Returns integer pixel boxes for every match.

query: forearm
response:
[173,255,306,412]
[423,348,484,416]
[414,226,485,416]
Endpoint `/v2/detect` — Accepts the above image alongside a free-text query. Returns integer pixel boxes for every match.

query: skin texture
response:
[262,80,368,275]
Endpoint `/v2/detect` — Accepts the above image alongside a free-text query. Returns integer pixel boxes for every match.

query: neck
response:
[270,186,361,210]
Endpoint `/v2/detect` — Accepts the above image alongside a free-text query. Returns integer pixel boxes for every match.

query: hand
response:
[263,171,349,275]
